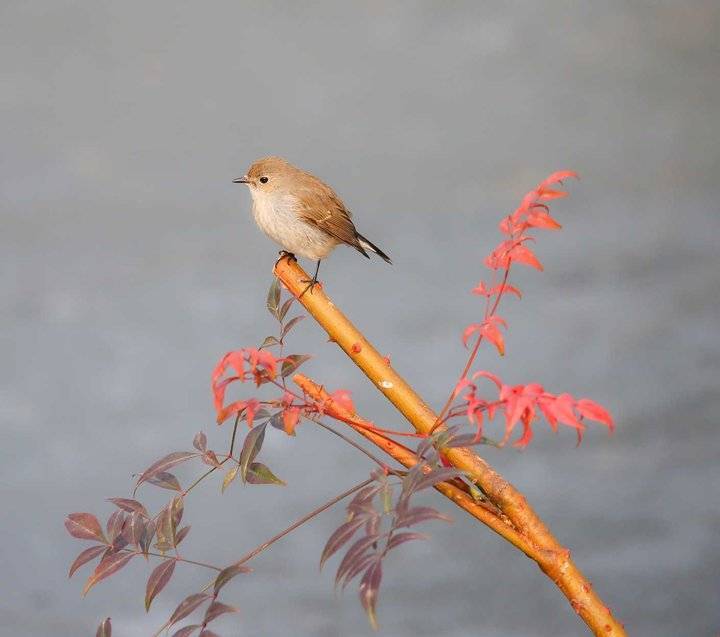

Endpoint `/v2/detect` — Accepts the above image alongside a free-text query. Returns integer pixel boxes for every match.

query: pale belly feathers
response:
[251,192,338,260]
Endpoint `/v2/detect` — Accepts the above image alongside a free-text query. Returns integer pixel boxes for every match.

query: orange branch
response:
[295,374,536,556]
[275,255,625,637]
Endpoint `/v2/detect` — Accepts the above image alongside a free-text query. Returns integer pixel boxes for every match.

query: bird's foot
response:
[299,277,322,298]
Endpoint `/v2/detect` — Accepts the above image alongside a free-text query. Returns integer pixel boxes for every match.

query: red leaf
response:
[508,244,543,271]
[145,559,176,611]
[576,398,614,431]
[330,389,355,414]
[282,407,300,436]
[473,370,503,389]
[96,617,111,637]
[480,320,505,356]
[82,551,135,596]
[68,545,107,578]
[107,498,149,518]
[541,170,579,186]
[526,210,562,230]
[462,323,480,348]
[65,513,107,543]
[199,631,221,637]
[203,601,238,624]
[169,593,212,626]
[137,452,198,488]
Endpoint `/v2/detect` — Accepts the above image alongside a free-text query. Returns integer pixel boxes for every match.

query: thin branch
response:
[232,477,374,567]
[305,414,396,471]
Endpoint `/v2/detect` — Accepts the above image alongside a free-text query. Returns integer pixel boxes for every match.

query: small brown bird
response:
[233,156,391,290]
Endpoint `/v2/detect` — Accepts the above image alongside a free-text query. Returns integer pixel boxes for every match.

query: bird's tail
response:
[356,233,392,264]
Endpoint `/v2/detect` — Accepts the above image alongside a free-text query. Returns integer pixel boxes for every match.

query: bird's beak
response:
[233,176,250,184]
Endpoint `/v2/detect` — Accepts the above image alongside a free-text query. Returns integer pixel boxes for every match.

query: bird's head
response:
[233,156,295,196]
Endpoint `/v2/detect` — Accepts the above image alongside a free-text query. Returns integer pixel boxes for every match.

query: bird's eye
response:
[259,176,269,184]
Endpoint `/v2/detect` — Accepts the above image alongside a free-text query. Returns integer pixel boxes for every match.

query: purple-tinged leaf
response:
[268,411,285,431]
[154,506,175,552]
[147,471,182,492]
[198,631,221,637]
[334,535,380,589]
[201,450,222,468]
[442,433,493,448]
[170,626,201,637]
[193,432,207,452]
[339,552,377,591]
[221,465,239,493]
[106,510,126,542]
[239,422,267,482]
[246,462,285,485]
[65,513,107,543]
[213,563,252,593]
[175,525,191,545]
[259,335,280,350]
[169,593,212,626]
[68,545,107,578]
[111,531,129,552]
[267,277,281,319]
[137,452,198,488]
[171,496,184,528]
[96,617,111,637]
[413,468,464,492]
[108,498,149,518]
[140,519,156,556]
[82,551,136,595]
[386,532,427,551]
[123,511,146,547]
[365,514,380,537]
[359,560,383,630]
[280,315,304,340]
[278,297,294,322]
[281,354,311,378]
[203,601,239,624]
[320,518,365,570]
[145,559,176,611]
[396,506,452,529]
[348,484,381,510]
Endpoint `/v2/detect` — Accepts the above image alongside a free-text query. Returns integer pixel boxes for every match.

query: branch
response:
[275,255,625,637]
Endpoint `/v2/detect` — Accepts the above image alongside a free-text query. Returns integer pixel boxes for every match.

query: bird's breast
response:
[250,191,337,260]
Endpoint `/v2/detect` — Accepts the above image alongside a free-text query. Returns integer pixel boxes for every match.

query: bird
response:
[233,156,391,293]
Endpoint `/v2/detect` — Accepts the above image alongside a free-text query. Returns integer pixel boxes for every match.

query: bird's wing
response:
[294,177,364,251]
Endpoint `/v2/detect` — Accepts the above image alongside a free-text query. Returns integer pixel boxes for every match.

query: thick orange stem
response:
[275,255,625,637]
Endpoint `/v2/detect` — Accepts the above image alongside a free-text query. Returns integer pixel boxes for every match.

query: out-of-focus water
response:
[2,2,719,635]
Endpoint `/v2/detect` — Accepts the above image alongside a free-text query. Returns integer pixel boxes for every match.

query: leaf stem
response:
[232,477,375,567]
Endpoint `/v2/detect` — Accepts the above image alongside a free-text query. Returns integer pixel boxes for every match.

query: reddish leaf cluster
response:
[485,171,576,272]
[453,371,614,447]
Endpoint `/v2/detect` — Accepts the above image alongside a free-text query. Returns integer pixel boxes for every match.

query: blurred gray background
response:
[2,2,719,635]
